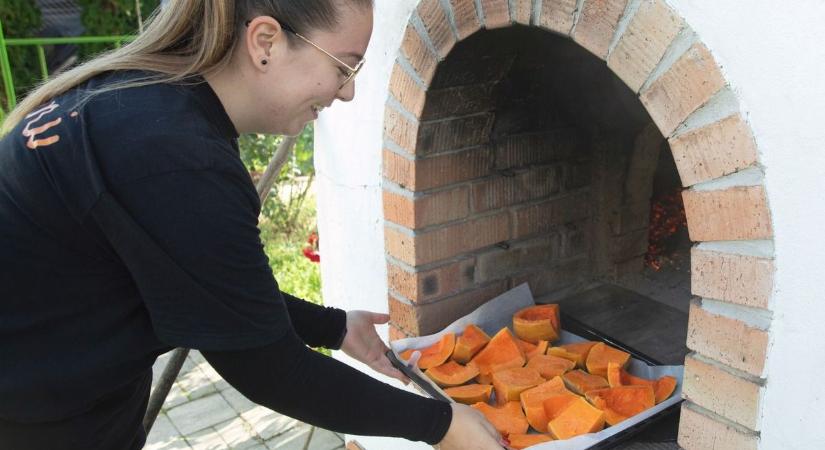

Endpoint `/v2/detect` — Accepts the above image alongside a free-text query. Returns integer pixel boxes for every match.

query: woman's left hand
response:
[340,310,411,384]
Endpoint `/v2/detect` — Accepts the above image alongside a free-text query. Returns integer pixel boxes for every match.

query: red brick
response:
[607,0,683,92]
[692,246,773,310]
[417,113,494,156]
[389,63,426,118]
[475,235,560,283]
[471,167,561,213]
[682,355,763,430]
[384,226,416,266]
[511,0,533,25]
[687,302,769,377]
[480,0,511,29]
[494,129,584,170]
[609,228,648,261]
[449,0,482,40]
[388,323,411,342]
[384,186,470,229]
[678,403,758,450]
[682,185,773,241]
[641,43,726,136]
[418,0,456,59]
[421,148,492,191]
[669,114,759,187]
[572,0,630,59]
[387,258,476,303]
[421,84,495,121]
[400,24,439,85]
[384,104,417,154]
[383,190,414,228]
[382,149,415,190]
[513,191,590,238]
[512,258,588,298]
[416,212,510,265]
[539,0,578,35]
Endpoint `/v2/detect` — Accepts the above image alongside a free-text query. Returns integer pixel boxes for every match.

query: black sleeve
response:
[201,330,452,445]
[281,292,348,349]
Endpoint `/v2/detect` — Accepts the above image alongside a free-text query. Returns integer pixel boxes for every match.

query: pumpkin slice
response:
[399,333,456,370]
[444,384,493,405]
[452,324,491,364]
[507,433,554,449]
[607,362,677,404]
[585,342,630,377]
[585,385,655,426]
[526,354,576,379]
[492,367,543,405]
[517,339,549,360]
[547,341,599,369]
[563,370,608,395]
[513,304,561,344]
[468,328,526,384]
[426,361,479,387]
[520,377,573,433]
[472,401,529,436]
[548,397,606,440]
[542,393,581,423]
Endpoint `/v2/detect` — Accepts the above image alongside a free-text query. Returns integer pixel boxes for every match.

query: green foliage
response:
[0,0,43,107]
[78,0,160,57]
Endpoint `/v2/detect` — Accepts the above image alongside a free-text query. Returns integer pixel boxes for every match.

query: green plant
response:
[0,0,42,107]
[78,0,160,57]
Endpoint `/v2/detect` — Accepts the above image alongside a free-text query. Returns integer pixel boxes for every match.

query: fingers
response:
[371,312,390,324]
[405,350,421,369]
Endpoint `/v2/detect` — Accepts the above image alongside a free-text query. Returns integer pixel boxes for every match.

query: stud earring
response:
[261,59,268,65]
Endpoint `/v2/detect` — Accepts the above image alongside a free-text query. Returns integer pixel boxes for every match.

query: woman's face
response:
[246,5,374,135]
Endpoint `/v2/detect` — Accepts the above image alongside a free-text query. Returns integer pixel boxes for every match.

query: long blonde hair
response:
[2,0,372,135]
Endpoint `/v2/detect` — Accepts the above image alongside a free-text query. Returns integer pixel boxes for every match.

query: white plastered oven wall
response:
[313,1,825,449]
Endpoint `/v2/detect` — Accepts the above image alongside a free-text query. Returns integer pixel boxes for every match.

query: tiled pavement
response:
[146,350,346,450]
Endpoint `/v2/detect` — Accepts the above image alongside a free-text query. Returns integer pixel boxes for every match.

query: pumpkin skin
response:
[507,433,554,449]
[472,401,529,436]
[513,304,561,343]
[548,341,598,369]
[548,397,606,440]
[563,370,609,395]
[425,361,479,387]
[492,367,544,405]
[585,342,630,377]
[452,324,491,364]
[468,328,526,384]
[585,385,655,426]
[444,384,493,405]
[520,377,572,433]
[399,333,456,370]
[517,339,549,360]
[607,362,677,404]
[526,354,576,379]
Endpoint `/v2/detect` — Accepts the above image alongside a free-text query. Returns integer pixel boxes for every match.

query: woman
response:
[0,1,503,449]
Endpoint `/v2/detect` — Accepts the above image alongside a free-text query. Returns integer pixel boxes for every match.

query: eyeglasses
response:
[245,17,365,89]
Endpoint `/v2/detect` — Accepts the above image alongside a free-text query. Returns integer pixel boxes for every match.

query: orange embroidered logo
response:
[22,102,63,150]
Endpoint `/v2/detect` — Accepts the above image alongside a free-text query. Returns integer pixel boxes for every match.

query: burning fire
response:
[645,189,687,271]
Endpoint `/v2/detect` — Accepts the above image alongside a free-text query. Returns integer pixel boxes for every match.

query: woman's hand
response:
[340,310,410,384]
[437,403,504,450]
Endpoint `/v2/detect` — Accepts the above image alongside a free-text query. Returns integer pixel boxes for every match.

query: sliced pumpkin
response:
[452,324,491,364]
[585,342,630,377]
[541,393,581,423]
[425,361,479,387]
[399,333,455,370]
[585,385,655,426]
[468,328,526,384]
[513,304,560,344]
[507,433,554,449]
[548,397,606,440]
[607,362,677,404]
[492,367,543,405]
[520,377,573,433]
[517,339,549,360]
[548,341,598,369]
[472,401,529,436]
[526,354,576,379]
[563,369,608,395]
[444,384,493,405]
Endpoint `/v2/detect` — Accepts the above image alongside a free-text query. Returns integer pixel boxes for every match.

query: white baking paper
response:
[390,283,684,450]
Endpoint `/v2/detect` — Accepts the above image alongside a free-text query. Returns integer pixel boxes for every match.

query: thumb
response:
[371,312,390,324]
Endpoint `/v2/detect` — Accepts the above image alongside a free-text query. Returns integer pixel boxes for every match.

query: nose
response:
[336,80,355,102]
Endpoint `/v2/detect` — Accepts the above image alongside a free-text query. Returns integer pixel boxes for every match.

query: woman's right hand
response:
[436,403,504,450]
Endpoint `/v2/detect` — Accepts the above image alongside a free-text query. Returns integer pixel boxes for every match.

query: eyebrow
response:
[338,51,364,61]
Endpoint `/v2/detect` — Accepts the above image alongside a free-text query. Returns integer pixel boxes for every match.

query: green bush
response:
[0,0,42,108]
[78,0,160,57]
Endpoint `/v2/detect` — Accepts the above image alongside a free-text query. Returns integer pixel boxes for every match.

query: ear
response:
[243,16,288,70]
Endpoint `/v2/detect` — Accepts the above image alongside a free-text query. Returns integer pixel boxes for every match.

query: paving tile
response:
[167,393,238,436]
[214,416,264,450]
[186,427,228,450]
[162,381,190,410]
[266,424,344,450]
[145,413,190,450]
[241,405,299,441]
[221,388,257,415]
[177,366,218,400]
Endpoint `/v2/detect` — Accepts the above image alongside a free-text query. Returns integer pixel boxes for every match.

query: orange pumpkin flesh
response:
[526,354,576,379]
[452,324,491,364]
[563,370,609,395]
[507,433,554,449]
[399,333,456,370]
[492,367,543,405]
[468,328,526,384]
[542,393,581,423]
[585,385,655,426]
[513,304,561,343]
[607,362,677,404]
[653,376,677,404]
[472,401,529,436]
[550,341,598,368]
[520,377,572,432]
[585,342,630,377]
[425,361,479,387]
[548,397,606,440]
[517,339,549,360]
[444,384,493,405]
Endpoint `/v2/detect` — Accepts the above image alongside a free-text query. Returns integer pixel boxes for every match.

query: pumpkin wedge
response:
[399,333,455,370]
[507,433,554,449]
[585,342,630,377]
[542,393,581,423]
[548,341,598,369]
[444,384,493,405]
[492,367,544,405]
[548,397,606,440]
[526,354,576,379]
[563,370,608,395]
[468,328,526,384]
[472,401,529,436]
[520,377,573,433]
[452,324,491,364]
[513,304,561,343]
[426,361,479,387]
[585,385,655,426]
[607,362,677,404]
[517,339,549,360]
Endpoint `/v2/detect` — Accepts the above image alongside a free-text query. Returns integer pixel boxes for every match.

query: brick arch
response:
[382,1,773,447]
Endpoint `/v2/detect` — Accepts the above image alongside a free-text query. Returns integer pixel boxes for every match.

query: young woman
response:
[0,1,503,449]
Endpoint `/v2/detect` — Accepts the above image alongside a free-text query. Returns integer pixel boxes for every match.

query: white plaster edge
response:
[690,166,763,192]
[439,0,461,39]
[670,86,741,138]
[569,0,587,36]
[639,26,698,93]
[695,240,775,259]
[531,0,542,26]
[475,0,487,27]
